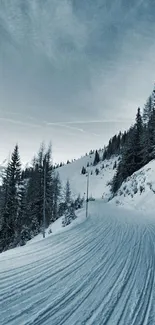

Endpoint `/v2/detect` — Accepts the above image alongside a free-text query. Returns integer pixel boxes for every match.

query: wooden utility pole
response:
[43,156,46,238]
[86,172,89,218]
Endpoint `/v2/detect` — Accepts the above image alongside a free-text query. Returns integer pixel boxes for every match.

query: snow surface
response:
[1,200,155,325]
[111,159,155,212]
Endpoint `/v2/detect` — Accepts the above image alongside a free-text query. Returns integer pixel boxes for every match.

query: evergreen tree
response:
[0,145,21,251]
[51,173,61,222]
[134,107,144,169]
[15,183,28,245]
[81,166,86,174]
[111,108,144,194]
[95,168,99,175]
[25,143,54,234]
[64,179,71,208]
[74,194,84,209]
[145,107,155,160]
[44,144,54,225]
[103,149,107,160]
[93,150,100,165]
[143,95,153,122]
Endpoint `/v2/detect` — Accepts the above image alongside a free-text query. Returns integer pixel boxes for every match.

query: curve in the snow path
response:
[1,201,155,325]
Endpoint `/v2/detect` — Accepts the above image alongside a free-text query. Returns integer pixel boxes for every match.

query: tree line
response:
[80,84,155,195]
[0,144,83,252]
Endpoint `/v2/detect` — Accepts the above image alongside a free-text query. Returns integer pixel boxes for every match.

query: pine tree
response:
[44,144,54,225]
[95,168,99,175]
[134,107,144,170]
[93,150,100,165]
[111,108,144,194]
[81,166,86,174]
[69,205,77,220]
[63,209,71,226]
[25,143,54,234]
[146,108,155,160]
[103,149,107,160]
[143,95,153,122]
[61,179,72,227]
[51,173,61,222]
[64,179,71,208]
[74,194,84,210]
[0,145,21,251]
[15,183,28,245]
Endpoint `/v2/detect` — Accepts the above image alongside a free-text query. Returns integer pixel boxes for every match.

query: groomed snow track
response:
[1,201,155,325]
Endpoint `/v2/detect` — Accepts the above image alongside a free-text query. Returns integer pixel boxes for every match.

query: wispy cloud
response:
[0,117,42,128]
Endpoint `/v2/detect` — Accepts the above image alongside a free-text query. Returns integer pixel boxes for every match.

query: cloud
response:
[0,0,88,64]
[1,0,155,162]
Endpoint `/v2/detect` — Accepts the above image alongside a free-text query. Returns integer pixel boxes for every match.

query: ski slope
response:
[1,200,155,325]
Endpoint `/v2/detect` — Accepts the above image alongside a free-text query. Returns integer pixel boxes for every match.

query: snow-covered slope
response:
[27,206,86,245]
[111,159,155,211]
[1,200,155,325]
[58,152,118,200]
[58,153,155,213]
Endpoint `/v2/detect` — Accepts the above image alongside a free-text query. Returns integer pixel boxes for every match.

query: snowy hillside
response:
[58,153,155,213]
[111,159,155,211]
[58,152,118,200]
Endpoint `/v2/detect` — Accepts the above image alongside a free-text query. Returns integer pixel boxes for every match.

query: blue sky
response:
[1,0,155,163]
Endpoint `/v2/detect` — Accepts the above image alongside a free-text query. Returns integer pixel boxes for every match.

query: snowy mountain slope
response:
[58,152,155,213]
[1,200,155,325]
[111,159,155,211]
[58,152,118,200]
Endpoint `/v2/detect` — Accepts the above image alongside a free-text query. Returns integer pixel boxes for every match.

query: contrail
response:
[45,121,103,136]
[46,118,132,125]
[45,122,85,133]
[0,116,130,137]
[0,117,42,128]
